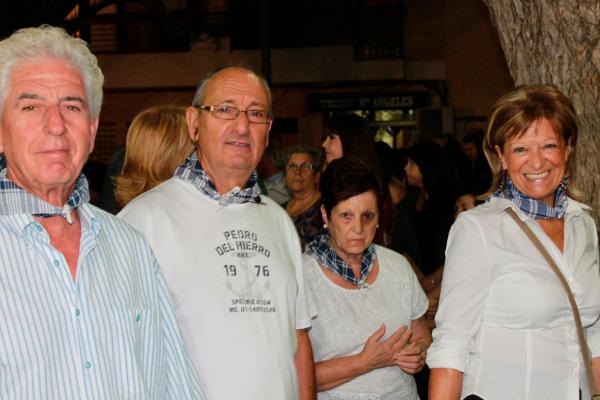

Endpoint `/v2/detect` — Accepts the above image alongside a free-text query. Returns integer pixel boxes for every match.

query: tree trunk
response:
[483,0,600,221]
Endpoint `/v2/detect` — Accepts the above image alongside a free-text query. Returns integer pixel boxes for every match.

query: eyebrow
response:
[17,93,42,101]
[62,96,87,104]
[16,93,87,104]
[219,99,267,110]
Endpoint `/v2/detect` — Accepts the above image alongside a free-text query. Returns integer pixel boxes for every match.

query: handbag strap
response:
[505,208,600,398]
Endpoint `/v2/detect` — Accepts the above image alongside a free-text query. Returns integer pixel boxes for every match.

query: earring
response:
[559,174,570,190]
[376,224,380,229]
[323,224,328,229]
[497,169,507,193]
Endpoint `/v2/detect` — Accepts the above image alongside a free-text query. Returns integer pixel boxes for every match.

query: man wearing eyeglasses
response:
[119,66,316,399]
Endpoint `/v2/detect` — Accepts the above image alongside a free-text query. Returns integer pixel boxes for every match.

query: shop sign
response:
[307,92,430,111]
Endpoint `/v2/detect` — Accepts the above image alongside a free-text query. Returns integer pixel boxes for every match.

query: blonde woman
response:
[115,105,194,207]
[428,85,600,400]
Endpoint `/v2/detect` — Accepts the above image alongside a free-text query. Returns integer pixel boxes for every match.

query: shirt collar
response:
[7,202,101,239]
[0,168,90,224]
[483,196,589,219]
[174,151,263,206]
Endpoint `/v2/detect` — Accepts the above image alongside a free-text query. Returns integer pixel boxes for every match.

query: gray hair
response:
[191,65,272,113]
[286,145,323,173]
[0,25,104,119]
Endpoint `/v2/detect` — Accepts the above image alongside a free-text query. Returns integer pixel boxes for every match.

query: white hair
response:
[0,25,104,119]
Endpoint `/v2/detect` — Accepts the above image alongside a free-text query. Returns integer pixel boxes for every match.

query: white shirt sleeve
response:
[285,215,316,330]
[585,225,600,358]
[426,213,494,371]
[407,258,429,320]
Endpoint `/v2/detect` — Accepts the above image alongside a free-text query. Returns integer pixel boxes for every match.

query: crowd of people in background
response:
[2,24,599,400]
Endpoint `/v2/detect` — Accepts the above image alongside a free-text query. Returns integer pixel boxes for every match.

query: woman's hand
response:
[359,324,412,371]
[395,340,427,374]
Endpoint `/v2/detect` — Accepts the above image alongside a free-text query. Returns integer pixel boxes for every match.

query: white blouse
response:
[427,197,600,400]
[304,245,428,400]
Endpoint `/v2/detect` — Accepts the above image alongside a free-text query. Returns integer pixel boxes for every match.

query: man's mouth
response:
[226,141,250,149]
[40,148,69,155]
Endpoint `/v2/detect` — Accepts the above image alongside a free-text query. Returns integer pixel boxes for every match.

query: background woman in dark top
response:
[391,140,460,399]
[462,130,492,195]
[393,140,460,282]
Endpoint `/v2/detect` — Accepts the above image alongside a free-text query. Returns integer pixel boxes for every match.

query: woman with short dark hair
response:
[304,157,430,399]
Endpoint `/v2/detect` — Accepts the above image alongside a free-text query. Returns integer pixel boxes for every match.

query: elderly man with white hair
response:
[0,25,203,399]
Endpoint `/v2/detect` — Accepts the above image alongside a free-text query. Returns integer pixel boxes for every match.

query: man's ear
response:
[265,118,273,148]
[186,106,200,143]
[494,144,507,170]
[88,117,99,154]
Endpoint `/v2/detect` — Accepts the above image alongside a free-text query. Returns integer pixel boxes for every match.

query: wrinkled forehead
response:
[7,56,86,97]
[203,68,269,108]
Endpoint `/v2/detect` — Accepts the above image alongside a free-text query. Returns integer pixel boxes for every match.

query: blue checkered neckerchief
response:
[0,167,89,224]
[493,173,568,219]
[305,231,376,289]
[174,151,262,206]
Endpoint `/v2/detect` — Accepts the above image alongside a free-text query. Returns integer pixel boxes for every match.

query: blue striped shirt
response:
[0,203,204,399]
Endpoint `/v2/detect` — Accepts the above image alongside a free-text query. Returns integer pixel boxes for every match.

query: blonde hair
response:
[482,84,579,199]
[115,105,193,207]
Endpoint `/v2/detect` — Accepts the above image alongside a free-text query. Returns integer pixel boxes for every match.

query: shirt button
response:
[36,225,43,232]
[53,260,60,267]
[84,361,91,369]
[75,309,80,317]
[135,313,141,322]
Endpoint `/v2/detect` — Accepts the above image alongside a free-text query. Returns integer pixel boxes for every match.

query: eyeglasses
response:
[286,162,314,172]
[196,104,271,124]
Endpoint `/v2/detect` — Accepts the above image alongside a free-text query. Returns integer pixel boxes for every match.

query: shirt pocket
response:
[106,309,160,370]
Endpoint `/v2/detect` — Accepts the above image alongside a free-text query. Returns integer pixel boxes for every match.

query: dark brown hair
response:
[320,157,385,217]
[325,113,381,171]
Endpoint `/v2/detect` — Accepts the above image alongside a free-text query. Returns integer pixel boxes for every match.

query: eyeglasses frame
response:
[195,104,272,125]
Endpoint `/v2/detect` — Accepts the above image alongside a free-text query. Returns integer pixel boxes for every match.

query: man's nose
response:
[45,105,66,136]
[234,110,251,135]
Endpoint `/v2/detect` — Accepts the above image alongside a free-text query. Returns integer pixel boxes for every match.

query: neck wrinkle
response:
[7,168,72,207]
[198,153,251,195]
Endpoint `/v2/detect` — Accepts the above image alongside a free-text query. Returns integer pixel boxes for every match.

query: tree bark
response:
[483,0,600,221]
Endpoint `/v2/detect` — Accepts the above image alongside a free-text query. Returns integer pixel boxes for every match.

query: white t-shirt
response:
[304,245,428,400]
[118,177,313,400]
[427,197,600,400]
